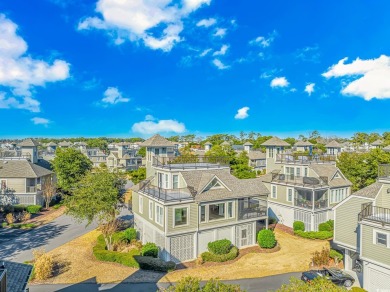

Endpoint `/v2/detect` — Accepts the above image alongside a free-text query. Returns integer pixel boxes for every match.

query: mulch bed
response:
[176,244,281,270]
[271,223,294,235]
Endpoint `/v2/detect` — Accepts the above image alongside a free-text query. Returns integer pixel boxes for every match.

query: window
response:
[155,205,164,226]
[200,205,206,222]
[228,202,233,218]
[304,168,308,177]
[271,185,277,199]
[155,148,160,155]
[209,203,225,221]
[287,188,293,202]
[331,190,335,203]
[174,207,188,226]
[296,168,301,177]
[139,196,143,214]
[269,148,274,158]
[173,175,179,189]
[203,178,224,192]
[161,147,166,154]
[375,232,388,247]
[149,201,153,220]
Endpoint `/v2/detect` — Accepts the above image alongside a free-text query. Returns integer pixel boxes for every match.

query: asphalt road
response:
[28,272,301,292]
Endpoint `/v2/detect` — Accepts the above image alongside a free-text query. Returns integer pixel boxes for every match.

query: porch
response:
[294,189,329,210]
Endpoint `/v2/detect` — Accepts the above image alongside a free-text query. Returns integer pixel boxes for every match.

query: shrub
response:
[351,288,368,292]
[33,249,54,280]
[20,223,36,229]
[165,276,200,291]
[112,231,127,244]
[93,235,140,268]
[123,228,137,242]
[268,217,276,225]
[14,204,27,212]
[27,205,42,214]
[201,246,238,262]
[318,222,332,232]
[326,219,334,230]
[311,247,330,266]
[257,229,276,248]
[207,239,232,255]
[1,222,7,228]
[293,221,305,232]
[141,242,159,258]
[134,256,175,272]
[294,230,333,240]
[5,213,15,224]
[21,211,31,222]
[330,249,343,265]
[3,204,14,214]
[202,278,244,292]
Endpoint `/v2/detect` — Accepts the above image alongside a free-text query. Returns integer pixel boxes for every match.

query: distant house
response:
[107,143,142,171]
[293,141,313,153]
[45,141,57,153]
[325,140,342,156]
[333,164,390,291]
[132,134,269,263]
[248,151,266,171]
[371,139,384,149]
[84,147,107,168]
[58,141,72,148]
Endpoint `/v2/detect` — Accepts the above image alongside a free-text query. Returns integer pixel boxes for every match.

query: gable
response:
[201,176,230,193]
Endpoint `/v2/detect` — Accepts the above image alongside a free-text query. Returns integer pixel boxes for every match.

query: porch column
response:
[312,189,315,211]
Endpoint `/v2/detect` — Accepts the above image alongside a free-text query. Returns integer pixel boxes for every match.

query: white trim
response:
[271,184,277,199]
[149,200,153,220]
[332,194,374,211]
[361,257,390,271]
[286,187,293,202]
[173,205,190,228]
[155,203,164,226]
[373,229,390,248]
[139,195,143,214]
[199,175,232,193]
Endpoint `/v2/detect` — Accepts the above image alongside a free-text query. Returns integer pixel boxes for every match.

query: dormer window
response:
[203,178,224,192]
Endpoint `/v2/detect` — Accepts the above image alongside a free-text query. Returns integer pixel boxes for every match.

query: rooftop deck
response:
[275,153,336,165]
[152,155,230,170]
[358,204,390,225]
[271,172,329,188]
[139,179,194,202]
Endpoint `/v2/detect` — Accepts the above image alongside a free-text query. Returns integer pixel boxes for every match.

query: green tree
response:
[51,148,93,192]
[64,168,125,250]
[128,168,146,184]
[138,146,146,158]
[275,277,347,292]
[87,138,109,152]
[284,137,296,146]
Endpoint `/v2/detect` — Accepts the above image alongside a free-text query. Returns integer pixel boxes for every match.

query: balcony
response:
[238,198,267,220]
[358,205,390,225]
[294,198,328,210]
[271,173,328,188]
[275,153,336,165]
[152,155,230,170]
[26,186,36,193]
[139,180,193,203]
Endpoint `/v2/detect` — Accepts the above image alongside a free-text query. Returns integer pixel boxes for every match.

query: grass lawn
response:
[160,228,329,282]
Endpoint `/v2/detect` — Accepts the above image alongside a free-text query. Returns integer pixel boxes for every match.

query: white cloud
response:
[304,83,315,96]
[132,115,186,135]
[234,107,249,119]
[0,15,70,112]
[78,0,211,52]
[249,30,277,48]
[31,117,50,126]
[101,87,130,105]
[145,114,155,121]
[212,59,229,70]
[213,44,229,56]
[270,77,289,88]
[213,28,226,38]
[199,48,212,57]
[196,18,216,28]
[323,55,390,100]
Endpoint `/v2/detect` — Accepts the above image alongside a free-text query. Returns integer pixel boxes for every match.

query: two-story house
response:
[333,164,390,291]
[0,141,53,206]
[260,137,352,231]
[131,135,269,263]
[325,140,342,156]
[107,143,142,171]
[84,148,107,168]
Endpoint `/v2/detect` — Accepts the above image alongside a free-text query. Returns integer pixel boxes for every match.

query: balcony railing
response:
[237,198,267,220]
[275,154,336,165]
[294,198,328,210]
[271,173,328,188]
[26,186,36,193]
[358,204,390,224]
[153,155,230,170]
[139,180,193,202]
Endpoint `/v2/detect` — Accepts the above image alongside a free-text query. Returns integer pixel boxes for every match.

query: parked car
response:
[301,267,355,287]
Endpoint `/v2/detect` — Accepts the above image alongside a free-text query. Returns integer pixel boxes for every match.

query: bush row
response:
[201,246,239,262]
[93,235,140,268]
[293,221,305,232]
[294,230,333,240]
[134,256,175,272]
[1,204,42,214]
[112,228,137,244]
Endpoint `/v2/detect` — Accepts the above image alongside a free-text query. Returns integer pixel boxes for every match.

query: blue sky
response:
[1,0,390,138]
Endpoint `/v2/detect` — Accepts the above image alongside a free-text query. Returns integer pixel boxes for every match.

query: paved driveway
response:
[28,272,301,292]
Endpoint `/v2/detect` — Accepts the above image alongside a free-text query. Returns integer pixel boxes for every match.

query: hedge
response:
[257,229,277,248]
[134,256,175,272]
[141,242,158,258]
[201,246,239,262]
[330,249,343,261]
[326,219,334,230]
[26,205,42,214]
[93,235,140,268]
[14,205,27,212]
[293,221,305,232]
[294,230,333,240]
[318,222,332,232]
[207,239,232,255]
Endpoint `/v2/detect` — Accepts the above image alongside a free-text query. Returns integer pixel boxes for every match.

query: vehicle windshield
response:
[328,269,349,277]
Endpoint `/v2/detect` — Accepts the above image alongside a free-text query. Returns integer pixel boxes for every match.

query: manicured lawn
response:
[161,228,329,282]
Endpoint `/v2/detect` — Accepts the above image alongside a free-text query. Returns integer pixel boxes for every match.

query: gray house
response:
[132,134,269,263]
[333,164,390,291]
[260,137,352,231]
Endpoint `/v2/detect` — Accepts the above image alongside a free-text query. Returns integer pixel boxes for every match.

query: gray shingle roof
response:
[140,134,176,147]
[46,142,57,146]
[294,140,313,147]
[248,151,266,160]
[352,182,383,199]
[325,140,342,148]
[18,138,39,147]
[309,164,352,187]
[0,160,53,178]
[243,142,253,146]
[180,169,269,202]
[371,139,383,146]
[261,137,290,147]
[220,141,230,146]
[204,142,212,145]
[2,261,32,292]
[58,141,72,147]
[383,145,390,152]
